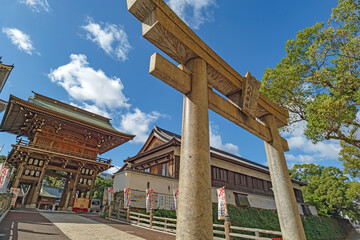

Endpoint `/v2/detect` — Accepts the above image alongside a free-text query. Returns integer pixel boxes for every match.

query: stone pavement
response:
[0,210,69,240]
[41,212,144,240]
[0,210,175,240]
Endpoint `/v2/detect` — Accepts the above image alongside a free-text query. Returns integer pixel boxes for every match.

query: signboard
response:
[217,187,228,220]
[10,188,20,206]
[173,189,179,214]
[124,188,131,209]
[146,189,154,212]
[108,187,114,205]
[73,198,90,212]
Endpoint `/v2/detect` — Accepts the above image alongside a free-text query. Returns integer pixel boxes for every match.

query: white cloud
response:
[210,124,240,156]
[82,18,131,61]
[119,108,163,144]
[2,27,38,55]
[19,0,50,12]
[167,0,215,29]
[48,54,130,109]
[107,166,120,175]
[282,120,341,166]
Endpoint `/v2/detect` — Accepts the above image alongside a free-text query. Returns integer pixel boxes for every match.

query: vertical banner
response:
[173,189,179,214]
[0,167,9,192]
[217,187,228,220]
[124,188,131,209]
[108,187,114,205]
[2,168,14,192]
[10,187,20,207]
[146,189,154,213]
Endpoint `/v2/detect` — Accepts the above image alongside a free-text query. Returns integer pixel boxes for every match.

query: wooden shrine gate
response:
[1,93,134,210]
[125,1,306,239]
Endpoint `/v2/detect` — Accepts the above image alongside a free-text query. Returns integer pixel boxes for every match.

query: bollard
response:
[127,206,131,222]
[224,215,231,240]
[149,209,154,229]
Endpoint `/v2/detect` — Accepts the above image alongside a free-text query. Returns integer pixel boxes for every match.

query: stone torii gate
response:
[126,0,306,239]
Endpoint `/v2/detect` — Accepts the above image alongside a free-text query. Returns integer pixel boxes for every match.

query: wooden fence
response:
[110,208,282,240]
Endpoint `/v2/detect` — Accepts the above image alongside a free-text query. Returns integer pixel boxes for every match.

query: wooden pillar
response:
[68,168,80,208]
[177,58,213,240]
[224,215,231,240]
[25,183,36,206]
[263,114,306,240]
[30,161,48,208]
[88,173,96,199]
[64,174,73,208]
[59,173,70,208]
[12,161,26,188]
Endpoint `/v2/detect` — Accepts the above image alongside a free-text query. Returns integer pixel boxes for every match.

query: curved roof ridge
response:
[154,125,268,170]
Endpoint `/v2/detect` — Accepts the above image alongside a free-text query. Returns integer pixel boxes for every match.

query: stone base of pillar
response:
[67,207,73,211]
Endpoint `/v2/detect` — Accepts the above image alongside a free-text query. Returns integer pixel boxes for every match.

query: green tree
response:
[43,175,63,187]
[261,0,360,178]
[0,155,7,163]
[93,175,113,202]
[290,164,359,220]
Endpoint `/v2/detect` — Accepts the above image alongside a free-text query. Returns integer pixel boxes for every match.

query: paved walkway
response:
[0,210,175,240]
[0,210,69,240]
[41,212,144,240]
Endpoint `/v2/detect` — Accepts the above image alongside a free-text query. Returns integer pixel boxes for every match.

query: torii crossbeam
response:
[126,0,306,239]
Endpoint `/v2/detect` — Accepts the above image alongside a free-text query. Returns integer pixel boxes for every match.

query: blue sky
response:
[0,0,343,173]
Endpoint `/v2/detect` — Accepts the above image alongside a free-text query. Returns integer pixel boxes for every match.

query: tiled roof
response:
[154,125,270,171]
[29,94,118,133]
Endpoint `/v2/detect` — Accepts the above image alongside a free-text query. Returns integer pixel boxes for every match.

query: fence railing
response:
[0,193,12,218]
[110,208,282,240]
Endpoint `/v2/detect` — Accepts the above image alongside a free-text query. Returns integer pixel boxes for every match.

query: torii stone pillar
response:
[125,0,307,239]
[177,58,213,240]
[263,114,306,240]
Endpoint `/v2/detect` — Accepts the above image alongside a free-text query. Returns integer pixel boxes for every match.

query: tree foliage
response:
[290,164,360,220]
[93,175,113,202]
[261,0,360,178]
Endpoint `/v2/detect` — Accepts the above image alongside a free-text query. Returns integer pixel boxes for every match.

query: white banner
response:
[217,187,228,220]
[124,188,131,208]
[173,189,179,215]
[107,187,114,205]
[146,189,154,213]
[0,167,9,192]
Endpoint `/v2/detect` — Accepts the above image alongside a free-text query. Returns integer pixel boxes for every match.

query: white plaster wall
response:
[113,170,314,215]
[247,195,277,210]
[113,172,127,192]
[114,170,178,195]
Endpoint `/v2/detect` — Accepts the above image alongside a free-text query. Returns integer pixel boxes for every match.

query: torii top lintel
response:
[126,0,290,151]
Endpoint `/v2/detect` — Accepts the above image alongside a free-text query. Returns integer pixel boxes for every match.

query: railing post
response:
[255,230,260,238]
[225,215,231,240]
[108,204,113,218]
[138,213,140,224]
[165,219,168,231]
[127,206,131,222]
[149,209,154,229]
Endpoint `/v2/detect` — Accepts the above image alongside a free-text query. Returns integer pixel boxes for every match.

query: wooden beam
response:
[149,52,289,151]
[47,165,77,173]
[127,0,289,127]
[149,53,191,94]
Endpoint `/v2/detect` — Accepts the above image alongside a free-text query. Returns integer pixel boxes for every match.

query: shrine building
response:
[1,92,134,209]
[113,126,318,216]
